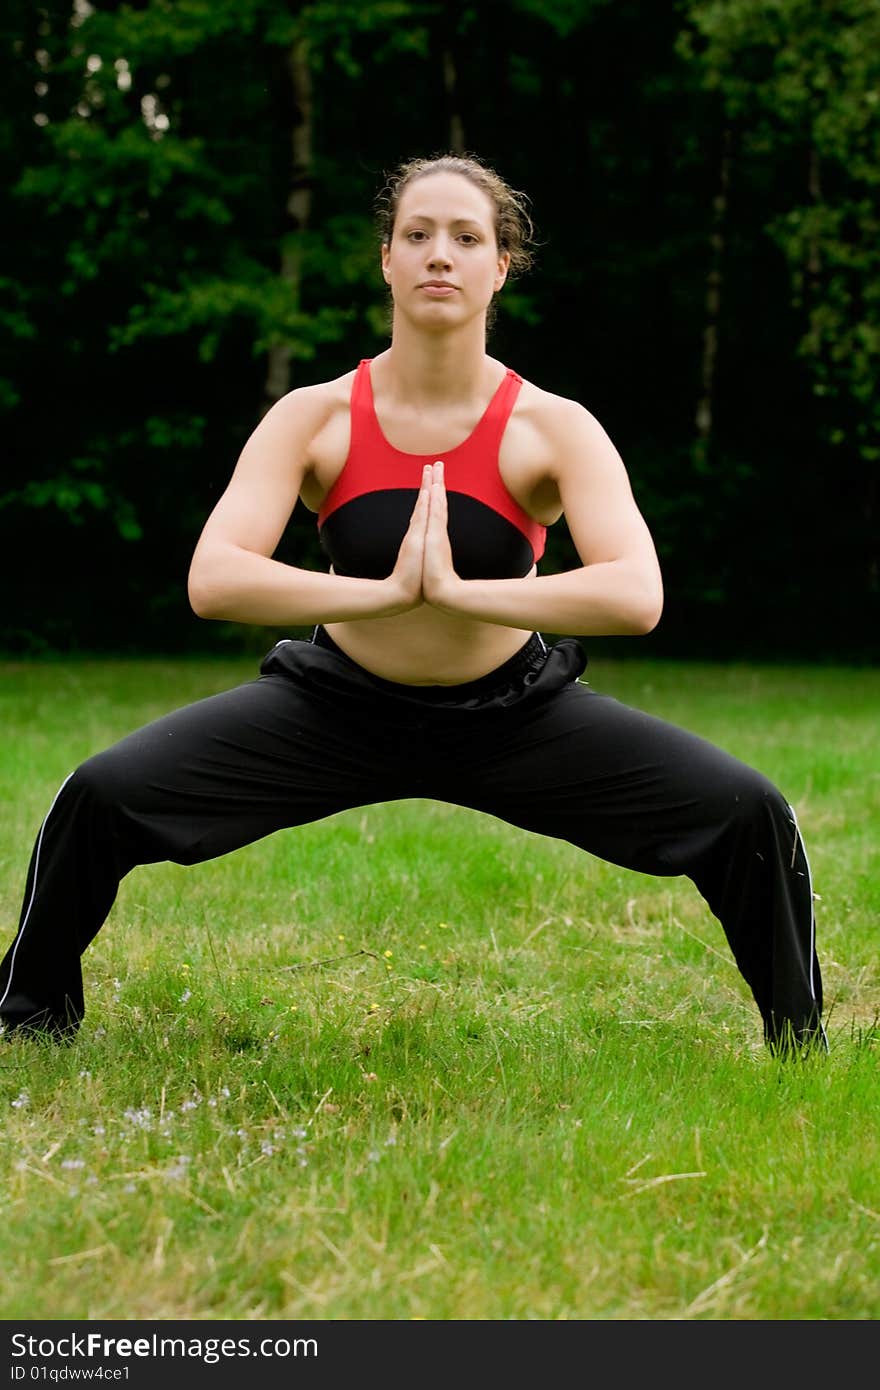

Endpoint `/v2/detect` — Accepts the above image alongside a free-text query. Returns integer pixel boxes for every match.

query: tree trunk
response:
[806,144,822,283]
[442,45,466,153]
[261,36,313,416]
[693,124,733,470]
[440,1,466,153]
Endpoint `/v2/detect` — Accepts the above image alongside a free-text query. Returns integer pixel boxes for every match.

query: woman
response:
[0,154,824,1053]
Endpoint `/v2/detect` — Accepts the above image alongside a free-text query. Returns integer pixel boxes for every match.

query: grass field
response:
[0,655,878,1322]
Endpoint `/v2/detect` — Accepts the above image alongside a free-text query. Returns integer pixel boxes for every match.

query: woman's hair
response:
[376,153,536,278]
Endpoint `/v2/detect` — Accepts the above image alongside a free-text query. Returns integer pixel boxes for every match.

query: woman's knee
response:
[66,745,136,810]
[721,765,797,851]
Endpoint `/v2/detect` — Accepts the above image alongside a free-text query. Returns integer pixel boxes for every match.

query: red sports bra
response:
[316,359,547,581]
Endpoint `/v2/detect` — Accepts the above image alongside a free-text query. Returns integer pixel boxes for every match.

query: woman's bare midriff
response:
[324,599,537,685]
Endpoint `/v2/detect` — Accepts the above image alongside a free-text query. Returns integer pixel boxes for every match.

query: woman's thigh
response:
[447,682,782,876]
[74,671,407,862]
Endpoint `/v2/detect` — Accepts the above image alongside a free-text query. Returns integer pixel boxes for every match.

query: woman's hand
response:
[422,460,463,609]
[386,462,433,611]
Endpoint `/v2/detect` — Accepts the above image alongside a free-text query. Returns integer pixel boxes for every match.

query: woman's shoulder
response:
[277,366,360,414]
[513,372,600,439]
[508,373,622,486]
[262,367,361,446]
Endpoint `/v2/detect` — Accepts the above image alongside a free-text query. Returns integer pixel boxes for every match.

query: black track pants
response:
[0,633,824,1047]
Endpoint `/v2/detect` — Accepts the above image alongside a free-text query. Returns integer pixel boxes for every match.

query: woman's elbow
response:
[632,604,663,636]
[627,580,664,635]
[187,580,213,621]
[187,557,222,620]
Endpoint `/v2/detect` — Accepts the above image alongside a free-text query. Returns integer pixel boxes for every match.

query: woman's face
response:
[381,172,510,328]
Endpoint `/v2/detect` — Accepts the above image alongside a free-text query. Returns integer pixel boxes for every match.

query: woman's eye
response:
[407,230,428,241]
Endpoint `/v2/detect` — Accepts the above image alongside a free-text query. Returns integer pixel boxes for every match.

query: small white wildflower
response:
[93,1125,105,1136]
[79,1070,91,1079]
[367,1149,381,1163]
[261,1141,275,1156]
[292,1126,307,1139]
[179,989,191,1004]
[385,1133,397,1147]
[123,1107,153,1129]
[61,1159,86,1170]
[11,1091,29,1109]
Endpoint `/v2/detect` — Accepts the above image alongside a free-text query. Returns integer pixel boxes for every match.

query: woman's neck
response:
[379,320,496,404]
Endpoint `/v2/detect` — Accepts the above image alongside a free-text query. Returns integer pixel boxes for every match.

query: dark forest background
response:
[2,0,879,661]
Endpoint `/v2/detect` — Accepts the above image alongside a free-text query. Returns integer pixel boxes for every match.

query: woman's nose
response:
[427,238,453,268]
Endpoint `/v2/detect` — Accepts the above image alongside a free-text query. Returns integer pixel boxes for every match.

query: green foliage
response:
[682,0,880,461]
[511,0,613,38]
[2,0,878,654]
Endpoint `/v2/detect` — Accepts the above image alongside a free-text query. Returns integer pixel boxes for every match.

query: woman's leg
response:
[438,668,824,1050]
[0,648,398,1038]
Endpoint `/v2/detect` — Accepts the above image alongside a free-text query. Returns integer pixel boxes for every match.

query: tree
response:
[681,0,880,632]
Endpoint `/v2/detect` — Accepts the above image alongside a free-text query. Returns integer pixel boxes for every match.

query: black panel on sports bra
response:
[319,490,536,581]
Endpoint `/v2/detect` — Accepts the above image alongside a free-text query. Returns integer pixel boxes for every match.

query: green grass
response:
[0,656,878,1321]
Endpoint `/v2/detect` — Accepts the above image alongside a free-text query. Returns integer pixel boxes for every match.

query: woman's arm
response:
[188,385,430,626]
[422,398,664,636]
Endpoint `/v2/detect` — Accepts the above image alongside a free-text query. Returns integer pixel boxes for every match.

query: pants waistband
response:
[310,626,548,704]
